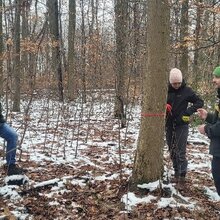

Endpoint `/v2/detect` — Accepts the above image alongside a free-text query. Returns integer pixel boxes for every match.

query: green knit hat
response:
[213,66,220,77]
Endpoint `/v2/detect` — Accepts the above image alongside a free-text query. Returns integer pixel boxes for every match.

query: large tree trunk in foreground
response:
[131,0,170,186]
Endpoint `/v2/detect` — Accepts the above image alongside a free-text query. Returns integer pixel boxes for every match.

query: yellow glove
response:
[215,103,219,112]
[182,115,190,122]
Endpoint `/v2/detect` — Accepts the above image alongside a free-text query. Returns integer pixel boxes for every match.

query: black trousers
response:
[212,156,220,195]
[166,124,189,176]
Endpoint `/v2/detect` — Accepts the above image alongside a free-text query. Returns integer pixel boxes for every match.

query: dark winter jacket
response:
[204,89,220,157]
[0,102,5,124]
[166,80,204,127]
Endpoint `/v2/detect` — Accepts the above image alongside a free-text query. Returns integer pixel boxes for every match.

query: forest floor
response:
[0,93,220,219]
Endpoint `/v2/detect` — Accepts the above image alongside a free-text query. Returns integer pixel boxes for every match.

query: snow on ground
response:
[0,93,220,219]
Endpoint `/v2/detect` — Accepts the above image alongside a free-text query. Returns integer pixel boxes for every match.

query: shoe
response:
[178,176,186,185]
[4,164,26,176]
[170,176,179,183]
[176,176,186,189]
[170,172,179,183]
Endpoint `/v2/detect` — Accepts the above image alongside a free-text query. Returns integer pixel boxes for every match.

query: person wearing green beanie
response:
[213,66,220,78]
[197,66,220,196]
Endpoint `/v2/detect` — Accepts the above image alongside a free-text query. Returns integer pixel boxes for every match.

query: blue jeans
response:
[0,123,18,165]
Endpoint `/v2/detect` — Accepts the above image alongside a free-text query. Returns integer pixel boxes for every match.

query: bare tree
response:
[47,0,64,101]
[67,0,76,100]
[0,0,3,97]
[13,0,21,111]
[80,0,87,103]
[179,0,189,80]
[21,0,29,77]
[131,0,170,185]
[192,0,203,89]
[114,0,128,128]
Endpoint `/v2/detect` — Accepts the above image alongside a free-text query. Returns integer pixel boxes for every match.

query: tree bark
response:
[0,0,3,97]
[192,1,202,89]
[13,0,21,112]
[80,0,87,103]
[131,0,170,186]
[114,0,128,128]
[47,0,63,101]
[179,0,189,80]
[67,0,76,100]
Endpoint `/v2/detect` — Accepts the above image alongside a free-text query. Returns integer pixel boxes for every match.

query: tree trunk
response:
[47,0,63,101]
[192,1,202,89]
[114,0,128,128]
[13,0,21,112]
[0,0,3,97]
[179,0,189,80]
[217,28,220,65]
[67,0,76,100]
[21,0,29,81]
[132,0,141,76]
[80,0,87,103]
[131,0,170,186]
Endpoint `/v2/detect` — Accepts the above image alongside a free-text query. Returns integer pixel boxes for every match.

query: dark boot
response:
[178,176,186,185]
[170,172,179,183]
[4,164,26,176]
[176,175,186,191]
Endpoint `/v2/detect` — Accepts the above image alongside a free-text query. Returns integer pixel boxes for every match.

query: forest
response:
[0,0,220,219]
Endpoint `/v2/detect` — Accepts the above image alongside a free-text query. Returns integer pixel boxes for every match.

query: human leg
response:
[166,126,178,174]
[0,123,25,175]
[174,125,188,177]
[212,156,220,195]
[0,123,18,165]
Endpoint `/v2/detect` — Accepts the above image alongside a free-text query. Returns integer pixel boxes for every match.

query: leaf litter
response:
[0,93,219,219]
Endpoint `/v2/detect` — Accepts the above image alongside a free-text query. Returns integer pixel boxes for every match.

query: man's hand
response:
[166,104,172,113]
[198,124,206,135]
[197,108,208,120]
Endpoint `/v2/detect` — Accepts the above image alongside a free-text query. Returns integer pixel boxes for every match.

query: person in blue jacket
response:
[166,68,204,184]
[198,66,220,195]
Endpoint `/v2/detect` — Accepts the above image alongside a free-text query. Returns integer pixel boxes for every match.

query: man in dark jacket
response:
[166,68,204,184]
[0,102,25,175]
[198,66,220,195]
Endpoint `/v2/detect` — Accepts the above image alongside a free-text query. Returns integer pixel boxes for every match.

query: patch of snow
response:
[121,192,156,211]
